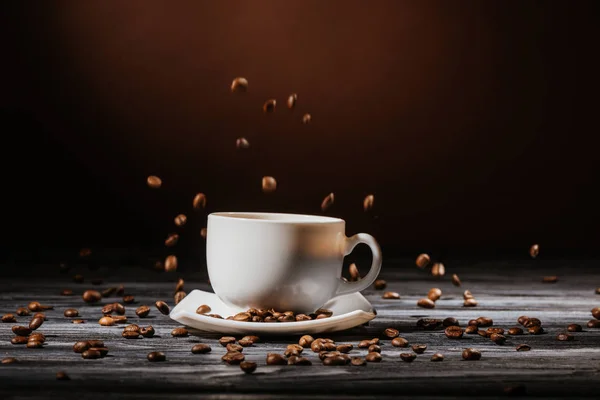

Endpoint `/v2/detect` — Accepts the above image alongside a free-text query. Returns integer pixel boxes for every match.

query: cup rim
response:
[208,212,344,224]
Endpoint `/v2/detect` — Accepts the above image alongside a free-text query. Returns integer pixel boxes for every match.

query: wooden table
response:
[1,258,599,399]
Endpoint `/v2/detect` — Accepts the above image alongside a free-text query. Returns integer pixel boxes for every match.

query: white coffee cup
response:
[206,212,382,313]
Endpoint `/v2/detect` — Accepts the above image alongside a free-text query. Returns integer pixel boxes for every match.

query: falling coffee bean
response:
[286,93,297,109]
[147,175,162,189]
[102,287,116,297]
[11,336,28,345]
[431,353,444,362]
[391,337,409,347]
[351,357,366,366]
[400,353,416,362]
[200,228,208,239]
[60,289,74,296]
[336,344,353,353]
[529,244,540,258]
[266,353,287,365]
[557,333,574,341]
[417,298,435,309]
[147,351,166,362]
[165,233,179,247]
[462,348,481,360]
[451,274,462,286]
[427,288,442,301]
[508,327,524,335]
[230,77,248,92]
[412,344,427,354]
[140,326,155,338]
[348,263,360,281]
[82,290,101,304]
[516,344,531,352]
[374,279,387,290]
[299,335,314,348]
[135,305,150,318]
[431,262,445,277]
[171,327,188,337]
[174,291,186,305]
[384,328,400,338]
[191,344,211,354]
[82,350,102,359]
[444,326,463,339]
[2,314,16,323]
[99,316,115,326]
[196,305,211,314]
[29,316,44,330]
[415,253,430,268]
[490,333,507,344]
[321,193,335,212]
[12,326,32,336]
[262,176,277,193]
[302,113,312,124]
[240,361,257,374]
[263,99,276,113]
[236,137,250,149]
[365,352,382,362]
[155,301,170,315]
[363,195,374,212]
[192,193,207,210]
[382,291,400,300]
[567,324,582,332]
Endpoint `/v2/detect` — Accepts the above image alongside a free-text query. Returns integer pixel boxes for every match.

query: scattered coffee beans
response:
[358,338,379,348]
[528,326,544,335]
[445,326,463,339]
[174,214,187,227]
[384,328,399,338]
[451,274,461,286]
[192,193,207,211]
[462,348,481,360]
[2,314,16,323]
[368,344,381,353]
[238,338,254,347]
[147,175,162,189]
[490,333,507,344]
[140,326,155,338]
[542,276,558,283]
[171,327,188,337]
[557,333,574,341]
[363,194,375,212]
[299,335,314,348]
[365,352,382,362]
[477,330,489,338]
[73,341,90,353]
[266,353,287,365]
[517,316,529,326]
[382,291,400,300]
[469,319,480,326]
[122,331,140,339]
[155,301,170,315]
[191,344,211,354]
[400,353,416,362]
[529,244,539,258]
[136,305,150,318]
[374,279,387,290]
[516,344,531,352]
[321,193,335,211]
[417,298,435,309]
[123,324,140,333]
[147,351,166,362]
[351,357,366,366]
[29,333,45,343]
[412,344,427,354]
[99,316,115,326]
[262,176,277,193]
[416,253,430,268]
[567,324,582,332]
[82,290,102,303]
[443,317,459,327]
[392,337,409,347]
[508,327,524,335]
[487,328,504,335]
[164,255,178,272]
[427,288,442,301]
[64,309,79,318]
[431,262,445,277]
[336,344,353,353]
[26,340,43,348]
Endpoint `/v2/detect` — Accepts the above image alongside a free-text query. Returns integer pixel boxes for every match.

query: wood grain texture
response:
[1,258,600,399]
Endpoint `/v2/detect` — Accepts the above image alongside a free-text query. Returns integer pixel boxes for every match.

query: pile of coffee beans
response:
[198,307,334,322]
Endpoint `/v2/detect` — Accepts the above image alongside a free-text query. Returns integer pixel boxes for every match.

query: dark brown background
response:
[1,0,599,261]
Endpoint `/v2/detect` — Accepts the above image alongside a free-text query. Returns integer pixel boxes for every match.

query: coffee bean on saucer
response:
[557,333,574,341]
[82,350,102,360]
[12,326,32,336]
[262,176,277,193]
[431,353,444,362]
[465,325,478,334]
[382,291,400,300]
[240,361,257,373]
[508,327,523,335]
[315,314,330,320]
[264,316,277,323]
[64,309,79,318]
[56,371,70,380]
[391,337,409,347]
[528,326,544,335]
[321,193,335,212]
[2,313,17,323]
[173,291,186,305]
[417,298,435,309]
[427,288,442,301]
[412,344,427,354]
[490,333,507,344]
[165,233,179,247]
[155,301,170,315]
[462,348,481,360]
[374,279,387,290]
[431,263,445,277]
[351,357,366,366]
[315,309,333,318]
[266,353,287,365]
[99,316,115,326]
[191,344,211,354]
[164,255,178,272]
[400,353,416,362]
[416,254,430,268]
[529,244,539,258]
[567,324,582,332]
[516,344,531,352]
[219,336,236,346]
[11,336,28,345]
[444,326,463,339]
[384,328,399,338]
[123,295,135,304]
[147,351,166,362]
[60,289,74,296]
[451,274,462,286]
[443,317,459,327]
[476,317,493,327]
[233,312,251,322]
[136,305,150,318]
[299,335,314,348]
[140,326,155,337]
[147,175,162,189]
[208,313,223,319]
[196,305,211,314]
[29,316,44,330]
[365,352,382,362]
[349,263,360,281]
[588,320,600,328]
[543,276,558,283]
[296,314,311,321]
[171,327,188,337]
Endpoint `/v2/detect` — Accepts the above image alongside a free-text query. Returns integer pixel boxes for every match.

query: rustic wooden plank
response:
[1,258,599,398]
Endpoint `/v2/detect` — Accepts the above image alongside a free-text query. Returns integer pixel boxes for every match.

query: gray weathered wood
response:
[1,258,599,398]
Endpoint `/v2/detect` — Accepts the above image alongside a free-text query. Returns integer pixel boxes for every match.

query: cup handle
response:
[334,233,382,296]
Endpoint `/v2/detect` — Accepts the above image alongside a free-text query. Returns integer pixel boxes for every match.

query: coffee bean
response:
[264,316,277,323]
[463,298,478,307]
[26,340,43,348]
[124,324,140,332]
[476,317,493,327]
[557,333,574,341]
[449,274,461,287]
[192,193,207,211]
[191,344,211,354]
[382,291,400,300]
[290,357,313,366]
[516,344,531,351]
[195,305,211,315]
[219,336,236,346]
[2,357,18,364]
[101,304,114,315]
[200,228,208,239]
[122,331,140,339]
[358,338,379,348]
[2,313,16,323]
[477,330,489,338]
[384,328,400,338]
[296,314,312,321]
[233,312,251,322]
[82,290,101,303]
[587,319,600,328]
[147,175,162,189]
[89,347,109,357]
[468,319,479,326]
[134,305,150,318]
[490,333,506,344]
[238,361,257,374]
[315,309,333,318]
[208,313,222,319]
[322,355,347,366]
[73,341,90,353]
[236,137,250,149]
[11,336,28,345]
[462,348,481,360]
[321,193,335,212]
[172,291,186,305]
[164,255,178,272]
[463,290,474,299]
[362,194,375,212]
[174,214,187,227]
[567,324,582,332]
[517,316,529,326]
[122,295,135,304]
[351,357,366,366]
[29,333,45,343]
[368,344,381,353]
[443,317,459,327]
[61,289,74,296]
[28,301,53,311]
[56,371,70,380]
[465,325,478,334]
[400,353,416,362]
[333,344,352,353]
[263,99,276,113]
[171,327,188,337]
[508,327,524,335]
[431,262,445,277]
[147,351,166,362]
[417,318,443,330]
[487,328,504,335]
[524,318,541,328]
[374,279,387,290]
[29,316,44,330]
[596,288,600,295]
[266,353,287,365]
[230,77,248,92]
[318,351,339,361]
[416,253,430,268]
[12,326,32,336]
[529,244,539,258]
[315,314,330,320]
[262,176,277,193]
[543,276,558,283]
[444,326,463,339]
[417,298,435,309]
[528,326,544,335]
[99,316,115,326]
[299,335,314,348]
[155,301,170,315]
[302,113,312,124]
[286,93,297,109]
[241,335,260,343]
[235,339,252,348]
[111,315,127,324]
[64,309,79,318]
[427,288,442,301]
[284,348,302,358]
[412,344,427,354]
[431,353,444,362]
[592,307,600,320]
[311,341,326,352]
[73,274,84,284]
[365,352,382,362]
[391,337,409,347]
[323,342,337,351]
[348,263,361,281]
[164,233,179,247]
[140,326,155,338]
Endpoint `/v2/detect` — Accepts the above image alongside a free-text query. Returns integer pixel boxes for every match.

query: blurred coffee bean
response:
[196,305,211,314]
[262,176,277,193]
[147,175,162,189]
[192,193,207,210]
[417,298,435,309]
[29,333,45,343]
[26,340,43,348]
[487,328,504,335]
[29,316,44,330]
[427,288,442,301]
[238,338,253,347]
[174,214,187,227]
[336,344,353,353]
[374,279,387,290]
[349,263,360,281]
[124,324,140,333]
[123,295,135,304]
[2,314,16,323]
[464,301,478,309]
[463,290,474,299]
[431,353,444,362]
[116,285,125,296]
[358,338,379,348]
[201,228,208,239]
[524,318,541,328]
[365,352,382,362]
[28,302,52,312]
[431,262,445,277]
[543,276,558,283]
[286,93,297,109]
[164,255,178,272]
[61,289,74,296]
[557,333,574,341]
[517,316,529,326]
[233,312,251,322]
[190,344,211,354]
[452,274,461,286]
[592,307,600,320]
[56,371,70,381]
[302,113,312,124]
[174,291,186,305]
[528,326,544,335]
[296,314,311,321]
[382,291,400,300]
[266,353,287,365]
[368,344,381,353]
[400,353,416,362]
[165,233,179,247]
[299,335,314,348]
[240,361,257,373]
[587,320,600,328]
[139,326,154,338]
[596,288,600,295]
[112,315,127,324]
[443,317,459,327]
[508,327,523,335]
[82,350,102,360]
[462,348,481,360]
[529,244,539,258]
[516,344,531,352]
[99,316,115,326]
[321,193,335,212]
[73,342,90,353]
[171,327,188,337]
[415,253,430,268]
[490,333,506,344]
[445,326,463,339]
[12,326,31,336]
[2,357,18,364]
[82,290,101,303]
[476,317,493,327]
[412,344,427,354]
[384,328,399,338]
[567,324,582,332]
[236,138,250,149]
[363,195,374,212]
[11,336,28,345]
[263,99,276,113]
[73,274,84,284]
[391,337,409,347]
[136,305,150,318]
[101,287,116,297]
[351,357,366,366]
[147,351,166,362]
[230,77,248,92]
[417,318,443,330]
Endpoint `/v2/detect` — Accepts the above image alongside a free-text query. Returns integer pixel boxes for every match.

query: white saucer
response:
[170,289,376,335]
